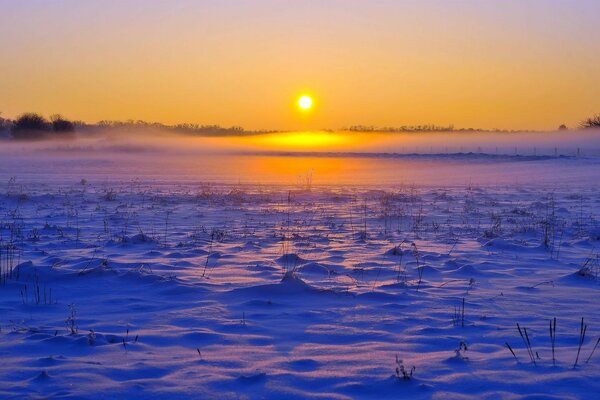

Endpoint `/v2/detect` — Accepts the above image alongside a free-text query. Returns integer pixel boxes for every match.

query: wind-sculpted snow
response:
[0,176,599,399]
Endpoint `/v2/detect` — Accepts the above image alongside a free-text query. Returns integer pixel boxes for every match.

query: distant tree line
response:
[0,113,270,140]
[345,114,600,133]
[346,124,457,133]
[1,111,599,140]
[0,113,76,140]
[95,119,254,136]
[345,124,539,133]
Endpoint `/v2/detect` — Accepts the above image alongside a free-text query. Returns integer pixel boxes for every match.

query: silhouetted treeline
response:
[0,113,270,140]
[344,124,540,133]
[347,115,600,133]
[6,113,75,140]
[346,124,456,132]
[2,111,599,140]
[96,120,258,136]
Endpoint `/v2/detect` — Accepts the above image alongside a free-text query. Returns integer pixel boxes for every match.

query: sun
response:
[298,95,313,110]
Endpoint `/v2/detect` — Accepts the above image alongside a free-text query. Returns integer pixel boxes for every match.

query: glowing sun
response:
[298,95,313,110]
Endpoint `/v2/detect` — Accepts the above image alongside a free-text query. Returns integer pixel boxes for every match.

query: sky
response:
[0,0,599,131]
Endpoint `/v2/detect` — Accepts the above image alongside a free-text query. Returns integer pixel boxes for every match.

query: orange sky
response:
[1,1,599,131]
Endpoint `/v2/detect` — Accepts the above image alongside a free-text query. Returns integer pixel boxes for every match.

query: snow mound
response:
[297,262,331,275]
[482,238,535,251]
[275,253,308,266]
[384,246,404,256]
[126,233,156,244]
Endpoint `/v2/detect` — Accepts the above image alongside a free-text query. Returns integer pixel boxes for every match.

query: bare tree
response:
[50,114,75,135]
[580,114,600,129]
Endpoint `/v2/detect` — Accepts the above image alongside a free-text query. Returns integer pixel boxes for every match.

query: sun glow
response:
[298,95,313,110]
[238,131,352,150]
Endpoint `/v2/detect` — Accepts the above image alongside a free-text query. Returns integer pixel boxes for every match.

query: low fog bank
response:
[1,128,599,187]
[1,127,600,157]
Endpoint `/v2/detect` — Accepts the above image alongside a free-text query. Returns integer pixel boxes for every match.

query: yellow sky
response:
[1,1,599,131]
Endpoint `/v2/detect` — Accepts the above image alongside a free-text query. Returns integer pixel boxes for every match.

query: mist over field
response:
[4,127,600,153]
[4,126,600,154]
[1,128,599,186]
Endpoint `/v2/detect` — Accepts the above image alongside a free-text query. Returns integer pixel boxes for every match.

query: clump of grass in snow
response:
[394,355,415,381]
[577,252,599,280]
[411,243,424,292]
[455,341,468,360]
[574,317,587,368]
[505,342,518,362]
[506,317,600,368]
[452,298,465,328]
[517,323,537,365]
[0,239,19,284]
[550,317,557,366]
[20,278,53,306]
[586,336,600,364]
[88,330,96,345]
[65,303,78,335]
[102,188,117,201]
[392,241,407,285]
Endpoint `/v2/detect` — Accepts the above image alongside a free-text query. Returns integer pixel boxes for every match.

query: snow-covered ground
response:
[1,142,600,399]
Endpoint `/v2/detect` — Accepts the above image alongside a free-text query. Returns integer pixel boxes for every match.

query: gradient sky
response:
[1,0,599,130]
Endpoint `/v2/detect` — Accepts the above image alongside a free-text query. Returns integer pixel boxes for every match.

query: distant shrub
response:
[580,114,600,129]
[558,124,568,131]
[11,113,51,140]
[50,114,75,136]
